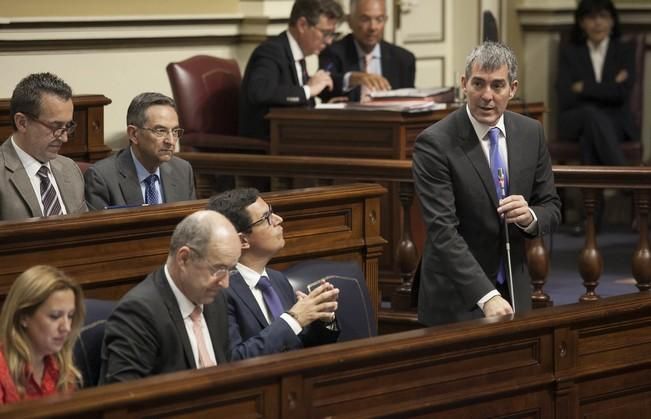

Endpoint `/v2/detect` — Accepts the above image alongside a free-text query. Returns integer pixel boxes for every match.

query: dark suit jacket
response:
[0,138,87,220]
[99,266,229,384]
[412,107,561,326]
[319,34,416,102]
[556,38,637,141]
[239,31,312,140]
[84,147,196,210]
[226,268,339,361]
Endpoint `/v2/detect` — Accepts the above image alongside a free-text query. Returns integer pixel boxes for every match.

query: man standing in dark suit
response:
[0,72,87,220]
[84,92,196,210]
[238,0,344,139]
[319,0,416,102]
[412,42,561,326]
[207,188,339,361]
[100,210,241,383]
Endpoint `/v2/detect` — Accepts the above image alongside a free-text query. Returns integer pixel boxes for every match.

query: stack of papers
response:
[369,87,455,102]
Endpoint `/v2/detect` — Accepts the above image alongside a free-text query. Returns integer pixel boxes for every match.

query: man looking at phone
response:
[207,188,340,361]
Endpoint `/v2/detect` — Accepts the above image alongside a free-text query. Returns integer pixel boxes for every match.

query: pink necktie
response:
[360,53,373,103]
[190,306,216,368]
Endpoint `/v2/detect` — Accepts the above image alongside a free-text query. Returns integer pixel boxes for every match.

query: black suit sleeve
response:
[100,297,160,384]
[243,41,309,107]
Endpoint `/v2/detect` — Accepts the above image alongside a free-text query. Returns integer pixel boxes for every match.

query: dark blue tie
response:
[488,127,507,285]
[143,174,161,204]
[256,276,284,320]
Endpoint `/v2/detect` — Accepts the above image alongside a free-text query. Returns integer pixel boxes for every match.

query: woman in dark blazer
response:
[556,0,636,165]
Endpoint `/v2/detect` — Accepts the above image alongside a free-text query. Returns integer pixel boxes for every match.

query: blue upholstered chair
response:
[284,259,377,341]
[74,299,115,388]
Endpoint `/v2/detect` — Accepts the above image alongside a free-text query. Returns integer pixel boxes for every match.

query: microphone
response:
[498,168,516,313]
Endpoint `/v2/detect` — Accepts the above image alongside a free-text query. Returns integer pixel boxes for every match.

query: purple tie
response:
[488,127,507,285]
[256,276,284,320]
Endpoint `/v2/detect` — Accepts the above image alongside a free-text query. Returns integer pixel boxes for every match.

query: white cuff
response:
[280,312,302,335]
[477,289,501,312]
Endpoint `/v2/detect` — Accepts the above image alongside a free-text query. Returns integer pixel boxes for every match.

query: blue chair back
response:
[74,299,115,388]
[284,260,376,341]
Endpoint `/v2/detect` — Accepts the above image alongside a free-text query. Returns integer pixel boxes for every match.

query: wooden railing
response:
[181,152,651,307]
[3,292,651,418]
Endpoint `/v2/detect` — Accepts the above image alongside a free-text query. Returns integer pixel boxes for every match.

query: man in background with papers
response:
[319,0,416,102]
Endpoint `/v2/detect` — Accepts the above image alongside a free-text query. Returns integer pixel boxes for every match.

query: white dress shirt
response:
[164,264,217,367]
[587,37,609,83]
[286,31,312,100]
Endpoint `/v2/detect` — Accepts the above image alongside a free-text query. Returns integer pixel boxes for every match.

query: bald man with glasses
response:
[319,0,416,102]
[0,72,87,220]
[84,92,196,210]
[207,188,340,361]
[239,0,344,140]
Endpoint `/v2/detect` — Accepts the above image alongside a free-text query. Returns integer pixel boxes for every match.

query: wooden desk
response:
[0,183,385,319]
[268,102,545,297]
[0,94,112,162]
[4,292,651,418]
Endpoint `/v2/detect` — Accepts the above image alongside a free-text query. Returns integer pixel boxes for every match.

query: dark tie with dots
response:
[37,165,62,216]
[256,276,284,320]
[298,58,309,85]
[143,174,161,204]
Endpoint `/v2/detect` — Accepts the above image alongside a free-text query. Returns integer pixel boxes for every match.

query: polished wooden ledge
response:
[3,292,650,418]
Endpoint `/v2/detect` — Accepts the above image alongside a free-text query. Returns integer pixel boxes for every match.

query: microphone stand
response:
[498,168,516,313]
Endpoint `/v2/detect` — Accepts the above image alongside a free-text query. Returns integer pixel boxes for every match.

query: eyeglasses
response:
[357,15,388,25]
[25,114,76,138]
[312,26,337,40]
[138,126,184,140]
[187,246,230,278]
[246,204,275,229]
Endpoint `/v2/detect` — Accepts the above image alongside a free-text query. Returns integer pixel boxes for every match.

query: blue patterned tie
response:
[488,127,507,285]
[143,174,160,204]
[488,127,508,199]
[256,276,284,321]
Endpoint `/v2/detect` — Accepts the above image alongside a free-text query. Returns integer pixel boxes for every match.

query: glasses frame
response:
[246,204,274,230]
[187,246,230,278]
[24,113,77,139]
[138,126,184,140]
[312,25,337,41]
[357,15,388,25]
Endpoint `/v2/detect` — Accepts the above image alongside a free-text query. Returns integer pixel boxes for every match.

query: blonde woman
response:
[0,265,84,404]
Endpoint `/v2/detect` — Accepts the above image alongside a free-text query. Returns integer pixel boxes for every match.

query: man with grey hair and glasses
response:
[0,72,87,220]
[412,42,560,325]
[84,92,196,210]
[100,210,241,383]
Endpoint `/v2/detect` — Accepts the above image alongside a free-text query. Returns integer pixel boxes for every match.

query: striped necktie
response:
[37,165,62,216]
